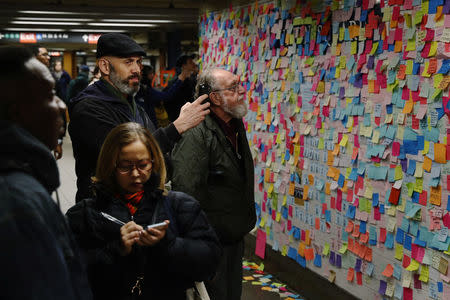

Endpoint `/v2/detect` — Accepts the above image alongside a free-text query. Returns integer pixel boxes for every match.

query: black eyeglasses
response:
[116,160,153,174]
[212,81,242,93]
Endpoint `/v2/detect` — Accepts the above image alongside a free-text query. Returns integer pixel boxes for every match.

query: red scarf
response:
[118,191,144,215]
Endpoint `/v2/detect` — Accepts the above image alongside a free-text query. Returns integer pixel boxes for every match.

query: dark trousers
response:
[205,239,244,300]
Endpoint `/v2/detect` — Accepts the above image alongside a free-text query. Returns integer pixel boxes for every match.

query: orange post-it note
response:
[308,174,315,185]
[402,100,414,114]
[289,182,295,196]
[325,182,331,195]
[423,156,432,172]
[315,217,320,230]
[346,220,354,233]
[305,248,314,260]
[347,268,355,282]
[264,168,270,182]
[303,185,309,200]
[430,185,442,206]
[305,230,311,246]
[360,232,369,244]
[382,264,394,277]
[297,242,305,257]
[327,150,334,166]
[434,143,447,164]
[365,247,373,262]
[352,224,361,238]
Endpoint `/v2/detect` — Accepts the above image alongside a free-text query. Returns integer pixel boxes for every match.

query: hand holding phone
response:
[146,221,168,230]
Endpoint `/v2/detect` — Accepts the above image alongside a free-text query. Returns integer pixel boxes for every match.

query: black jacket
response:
[68,79,181,201]
[0,121,92,299]
[66,182,222,300]
[171,115,256,245]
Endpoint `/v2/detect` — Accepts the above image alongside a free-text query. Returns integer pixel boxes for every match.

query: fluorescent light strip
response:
[87,22,157,27]
[11,21,81,25]
[3,27,65,32]
[15,17,94,22]
[18,10,82,15]
[69,28,126,33]
[100,19,174,23]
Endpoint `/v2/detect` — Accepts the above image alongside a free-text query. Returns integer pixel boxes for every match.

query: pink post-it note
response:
[255,229,266,259]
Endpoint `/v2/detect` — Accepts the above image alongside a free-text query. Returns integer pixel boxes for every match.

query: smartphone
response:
[146,221,167,230]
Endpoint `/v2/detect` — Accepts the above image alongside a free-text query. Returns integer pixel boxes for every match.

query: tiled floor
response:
[56,135,303,299]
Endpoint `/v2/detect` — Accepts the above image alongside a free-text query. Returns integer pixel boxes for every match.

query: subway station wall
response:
[199,0,450,299]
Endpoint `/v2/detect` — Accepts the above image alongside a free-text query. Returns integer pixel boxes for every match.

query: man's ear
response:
[209,92,221,106]
[98,58,110,76]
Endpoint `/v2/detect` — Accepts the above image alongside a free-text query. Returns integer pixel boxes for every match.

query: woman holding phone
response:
[66,122,221,300]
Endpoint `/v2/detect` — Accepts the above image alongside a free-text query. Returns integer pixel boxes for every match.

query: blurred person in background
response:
[164,54,198,122]
[0,45,92,299]
[30,44,66,160]
[136,62,196,128]
[52,60,71,103]
[67,65,90,101]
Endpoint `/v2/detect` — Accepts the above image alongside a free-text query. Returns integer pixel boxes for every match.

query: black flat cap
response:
[96,33,146,58]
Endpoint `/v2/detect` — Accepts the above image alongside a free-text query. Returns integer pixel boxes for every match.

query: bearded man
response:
[171,68,256,300]
[68,33,209,202]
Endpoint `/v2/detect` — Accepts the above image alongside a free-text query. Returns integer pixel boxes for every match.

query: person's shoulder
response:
[167,191,200,209]
[0,171,53,217]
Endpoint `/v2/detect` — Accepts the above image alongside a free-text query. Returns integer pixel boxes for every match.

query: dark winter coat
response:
[164,75,196,122]
[53,70,71,102]
[171,114,257,245]
[68,79,181,201]
[66,181,222,300]
[67,71,89,102]
[0,121,92,299]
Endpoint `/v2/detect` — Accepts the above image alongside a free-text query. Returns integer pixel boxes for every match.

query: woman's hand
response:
[119,221,143,256]
[137,220,170,247]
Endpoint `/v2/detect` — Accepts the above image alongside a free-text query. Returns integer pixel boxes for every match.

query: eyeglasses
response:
[116,160,153,174]
[212,81,242,93]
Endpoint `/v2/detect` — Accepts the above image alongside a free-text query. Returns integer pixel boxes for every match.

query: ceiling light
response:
[100,19,174,23]
[87,23,157,27]
[3,27,65,32]
[11,21,81,25]
[69,28,127,33]
[18,10,84,15]
[15,17,94,22]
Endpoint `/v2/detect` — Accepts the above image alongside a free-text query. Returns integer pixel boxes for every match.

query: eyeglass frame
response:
[115,159,153,174]
[211,81,242,94]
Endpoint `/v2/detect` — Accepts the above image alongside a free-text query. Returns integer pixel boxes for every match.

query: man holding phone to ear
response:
[171,68,256,300]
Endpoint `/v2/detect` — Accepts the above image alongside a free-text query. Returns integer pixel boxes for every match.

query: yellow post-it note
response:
[406,259,420,271]
[395,244,403,260]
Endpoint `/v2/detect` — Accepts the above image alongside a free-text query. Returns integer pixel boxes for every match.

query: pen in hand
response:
[100,212,126,226]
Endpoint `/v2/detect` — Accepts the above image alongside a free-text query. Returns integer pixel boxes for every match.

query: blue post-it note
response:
[393,264,402,280]
[404,235,412,251]
[314,254,322,267]
[386,233,394,249]
[396,229,405,244]
[360,221,367,233]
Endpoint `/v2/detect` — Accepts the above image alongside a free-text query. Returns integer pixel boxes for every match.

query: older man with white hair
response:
[171,68,256,300]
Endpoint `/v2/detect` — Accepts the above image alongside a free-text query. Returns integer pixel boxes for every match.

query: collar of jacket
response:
[0,121,60,194]
[100,78,137,116]
[202,114,245,170]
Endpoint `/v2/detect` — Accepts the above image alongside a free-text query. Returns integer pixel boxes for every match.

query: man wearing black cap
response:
[68,33,209,202]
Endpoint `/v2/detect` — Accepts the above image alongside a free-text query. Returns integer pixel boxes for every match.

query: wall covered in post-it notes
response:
[199,0,450,299]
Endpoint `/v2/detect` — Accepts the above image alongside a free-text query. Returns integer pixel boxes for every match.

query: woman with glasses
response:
[66,122,221,300]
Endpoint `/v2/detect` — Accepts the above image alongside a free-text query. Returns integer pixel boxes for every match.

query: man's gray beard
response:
[109,68,140,96]
[223,97,248,119]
